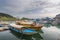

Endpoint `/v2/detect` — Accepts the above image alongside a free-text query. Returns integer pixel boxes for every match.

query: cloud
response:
[0,0,60,18]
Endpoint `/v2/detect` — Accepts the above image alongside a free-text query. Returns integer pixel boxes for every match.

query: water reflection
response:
[10,30,43,40]
[1,24,60,40]
[43,24,52,27]
[44,24,60,29]
[42,26,60,40]
[55,25,60,28]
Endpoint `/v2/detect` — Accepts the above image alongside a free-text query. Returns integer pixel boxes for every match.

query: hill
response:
[0,13,16,21]
[0,13,14,18]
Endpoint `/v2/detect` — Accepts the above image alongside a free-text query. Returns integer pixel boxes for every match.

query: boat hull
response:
[9,26,38,35]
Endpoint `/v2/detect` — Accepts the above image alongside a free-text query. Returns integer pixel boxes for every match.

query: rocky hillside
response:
[0,13,16,21]
[0,13,14,18]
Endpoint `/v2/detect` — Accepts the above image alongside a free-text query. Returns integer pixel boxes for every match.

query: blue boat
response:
[9,26,38,35]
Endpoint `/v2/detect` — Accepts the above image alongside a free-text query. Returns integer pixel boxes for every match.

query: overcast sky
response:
[0,0,60,18]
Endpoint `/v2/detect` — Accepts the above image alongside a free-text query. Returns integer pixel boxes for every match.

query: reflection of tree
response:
[55,25,60,28]
[10,30,43,40]
[43,24,52,27]
[32,33,43,40]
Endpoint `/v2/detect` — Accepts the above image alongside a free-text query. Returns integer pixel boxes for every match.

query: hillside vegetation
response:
[0,13,17,21]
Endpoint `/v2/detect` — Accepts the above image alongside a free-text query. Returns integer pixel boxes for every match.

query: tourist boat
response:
[16,20,43,30]
[9,20,43,35]
[9,24,38,35]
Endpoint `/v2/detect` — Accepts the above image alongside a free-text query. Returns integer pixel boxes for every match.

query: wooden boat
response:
[16,20,43,30]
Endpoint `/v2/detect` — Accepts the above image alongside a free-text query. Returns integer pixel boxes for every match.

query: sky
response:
[0,0,60,18]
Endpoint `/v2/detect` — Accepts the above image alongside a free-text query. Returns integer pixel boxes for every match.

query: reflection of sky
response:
[0,0,60,18]
[42,26,60,40]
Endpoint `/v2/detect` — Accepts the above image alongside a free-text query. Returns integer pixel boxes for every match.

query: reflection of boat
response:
[10,30,33,40]
[9,20,43,35]
[10,30,43,40]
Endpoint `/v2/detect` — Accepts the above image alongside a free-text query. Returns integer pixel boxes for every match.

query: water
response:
[0,24,60,40]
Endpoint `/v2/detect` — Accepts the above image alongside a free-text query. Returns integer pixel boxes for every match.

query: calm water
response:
[0,24,60,40]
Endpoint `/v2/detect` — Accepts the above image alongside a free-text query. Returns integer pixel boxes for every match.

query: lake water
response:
[0,24,60,40]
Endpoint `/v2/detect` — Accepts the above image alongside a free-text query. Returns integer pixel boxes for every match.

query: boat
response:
[16,20,43,30]
[9,20,43,35]
[9,24,38,35]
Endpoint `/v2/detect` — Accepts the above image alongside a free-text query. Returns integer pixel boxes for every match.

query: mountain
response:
[0,13,16,21]
[55,14,60,19]
[0,13,14,18]
[52,14,60,25]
